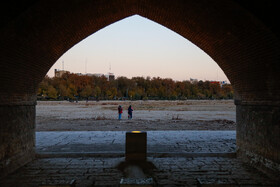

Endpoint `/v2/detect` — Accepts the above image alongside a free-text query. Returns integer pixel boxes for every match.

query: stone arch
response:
[0,0,279,176]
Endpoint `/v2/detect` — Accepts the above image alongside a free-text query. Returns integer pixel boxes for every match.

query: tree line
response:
[37,73,234,100]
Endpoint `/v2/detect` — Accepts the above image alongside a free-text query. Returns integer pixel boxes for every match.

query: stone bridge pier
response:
[0,97,36,176]
[0,0,279,179]
[236,101,280,175]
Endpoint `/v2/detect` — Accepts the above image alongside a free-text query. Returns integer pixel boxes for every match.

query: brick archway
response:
[0,0,279,176]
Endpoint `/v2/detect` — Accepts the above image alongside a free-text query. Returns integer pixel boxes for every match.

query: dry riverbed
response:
[36,100,236,131]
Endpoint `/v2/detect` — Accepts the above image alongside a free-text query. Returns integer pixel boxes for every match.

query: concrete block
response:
[125,131,147,161]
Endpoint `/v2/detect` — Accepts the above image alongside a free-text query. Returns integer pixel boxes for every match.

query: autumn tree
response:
[80,85,93,98]
[67,83,77,99]
[93,86,101,99]
[47,85,58,99]
[37,73,234,100]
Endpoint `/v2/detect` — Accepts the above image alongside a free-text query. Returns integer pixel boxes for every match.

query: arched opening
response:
[0,1,279,185]
[35,15,236,157]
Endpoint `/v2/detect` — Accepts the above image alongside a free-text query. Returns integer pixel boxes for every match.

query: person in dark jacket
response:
[118,105,123,120]
[128,105,133,119]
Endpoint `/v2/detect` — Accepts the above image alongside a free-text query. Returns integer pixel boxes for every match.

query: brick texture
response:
[236,104,280,175]
[0,0,279,177]
[0,105,35,177]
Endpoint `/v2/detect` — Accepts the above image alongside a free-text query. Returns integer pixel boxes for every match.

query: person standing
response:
[118,105,123,120]
[128,105,133,119]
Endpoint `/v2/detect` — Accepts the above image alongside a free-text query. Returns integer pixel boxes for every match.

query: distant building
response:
[106,72,115,81]
[75,72,115,81]
[190,78,198,83]
[91,73,115,81]
[54,69,69,78]
[92,73,104,77]
[210,80,228,87]
[85,73,94,76]
[210,81,220,85]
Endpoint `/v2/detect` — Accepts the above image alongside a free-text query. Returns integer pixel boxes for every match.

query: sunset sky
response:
[47,15,229,82]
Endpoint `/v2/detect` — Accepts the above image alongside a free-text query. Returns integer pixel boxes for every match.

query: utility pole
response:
[62,60,64,71]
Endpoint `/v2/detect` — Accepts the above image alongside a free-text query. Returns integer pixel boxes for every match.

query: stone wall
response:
[0,104,35,177]
[236,102,280,175]
[0,0,279,177]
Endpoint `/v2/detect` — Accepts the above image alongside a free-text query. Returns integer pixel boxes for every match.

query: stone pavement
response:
[0,157,278,186]
[36,131,236,156]
[1,131,279,186]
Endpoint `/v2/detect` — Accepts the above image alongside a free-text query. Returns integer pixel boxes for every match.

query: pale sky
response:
[48,15,229,82]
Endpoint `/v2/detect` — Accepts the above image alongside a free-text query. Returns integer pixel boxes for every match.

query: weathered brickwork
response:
[236,104,280,175]
[0,0,279,178]
[0,1,279,103]
[0,105,36,177]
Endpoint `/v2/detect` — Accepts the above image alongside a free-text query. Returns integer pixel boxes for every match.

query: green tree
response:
[47,85,58,99]
[93,86,101,99]
[67,83,77,99]
[58,84,68,98]
[80,85,93,98]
